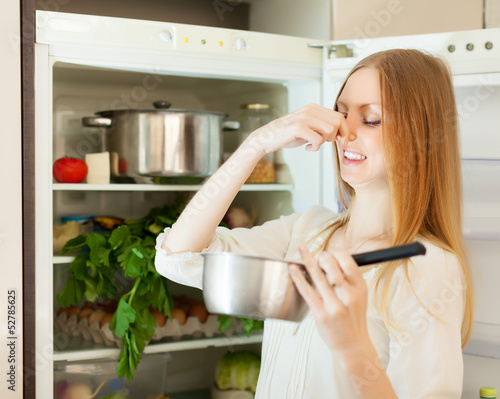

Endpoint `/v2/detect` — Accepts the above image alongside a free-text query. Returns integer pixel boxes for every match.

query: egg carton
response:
[55,312,244,348]
[152,314,221,341]
[54,312,82,338]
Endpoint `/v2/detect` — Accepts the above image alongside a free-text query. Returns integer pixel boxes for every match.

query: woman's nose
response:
[336,113,357,143]
[344,115,358,144]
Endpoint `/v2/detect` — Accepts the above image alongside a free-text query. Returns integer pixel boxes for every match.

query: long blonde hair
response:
[329,49,473,347]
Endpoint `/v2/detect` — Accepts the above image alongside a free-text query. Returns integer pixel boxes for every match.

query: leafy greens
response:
[57,201,263,379]
[57,203,183,379]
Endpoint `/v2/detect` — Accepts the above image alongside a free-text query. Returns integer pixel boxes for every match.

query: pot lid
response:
[95,100,226,117]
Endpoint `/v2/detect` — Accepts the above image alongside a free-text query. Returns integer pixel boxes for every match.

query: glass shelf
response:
[52,183,294,192]
[53,334,263,362]
[53,256,76,264]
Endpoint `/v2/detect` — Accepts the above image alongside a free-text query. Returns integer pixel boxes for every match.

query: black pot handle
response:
[352,242,426,266]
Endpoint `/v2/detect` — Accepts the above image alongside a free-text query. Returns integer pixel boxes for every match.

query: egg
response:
[68,306,81,318]
[77,307,94,322]
[188,303,208,323]
[88,309,107,326]
[170,308,187,325]
[150,309,166,327]
[100,313,114,327]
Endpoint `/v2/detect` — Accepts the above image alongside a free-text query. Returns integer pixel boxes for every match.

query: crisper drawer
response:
[454,73,500,159]
[54,353,169,399]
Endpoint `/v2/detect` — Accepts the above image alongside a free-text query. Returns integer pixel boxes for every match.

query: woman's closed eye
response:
[363,119,381,127]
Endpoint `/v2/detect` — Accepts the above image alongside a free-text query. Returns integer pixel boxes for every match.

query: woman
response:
[155,49,473,398]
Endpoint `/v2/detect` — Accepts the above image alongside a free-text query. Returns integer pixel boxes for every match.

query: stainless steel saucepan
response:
[202,242,426,322]
[82,101,239,182]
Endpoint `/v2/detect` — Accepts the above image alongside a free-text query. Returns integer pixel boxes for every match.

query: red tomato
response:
[118,158,128,173]
[53,157,88,183]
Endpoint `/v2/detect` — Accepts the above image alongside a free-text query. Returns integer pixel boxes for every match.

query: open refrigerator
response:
[33,10,500,398]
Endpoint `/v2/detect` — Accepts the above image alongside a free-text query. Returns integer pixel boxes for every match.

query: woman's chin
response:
[341,174,389,192]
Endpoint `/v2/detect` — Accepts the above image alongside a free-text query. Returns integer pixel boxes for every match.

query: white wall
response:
[332,0,483,40]
[248,0,488,40]
[248,0,331,39]
[0,1,23,399]
[35,0,250,30]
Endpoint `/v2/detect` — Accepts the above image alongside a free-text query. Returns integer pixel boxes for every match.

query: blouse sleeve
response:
[154,212,300,290]
[385,244,466,398]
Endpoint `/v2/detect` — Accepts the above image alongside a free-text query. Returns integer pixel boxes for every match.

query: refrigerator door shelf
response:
[462,160,500,198]
[454,73,500,160]
[462,160,500,240]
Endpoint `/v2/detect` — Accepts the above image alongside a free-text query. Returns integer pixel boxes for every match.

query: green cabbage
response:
[215,350,261,392]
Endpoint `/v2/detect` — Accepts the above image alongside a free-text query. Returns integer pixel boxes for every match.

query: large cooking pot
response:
[82,101,239,182]
[202,243,426,322]
[202,253,311,322]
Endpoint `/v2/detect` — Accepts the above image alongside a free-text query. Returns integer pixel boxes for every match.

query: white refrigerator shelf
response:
[53,333,263,362]
[52,183,294,192]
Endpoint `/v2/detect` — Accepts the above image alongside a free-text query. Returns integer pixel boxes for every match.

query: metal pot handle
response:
[222,120,240,131]
[82,117,112,127]
[153,100,172,109]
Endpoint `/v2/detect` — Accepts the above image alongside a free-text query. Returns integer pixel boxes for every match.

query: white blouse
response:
[155,205,465,398]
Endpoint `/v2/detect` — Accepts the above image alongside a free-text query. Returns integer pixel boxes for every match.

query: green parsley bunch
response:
[57,203,184,379]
